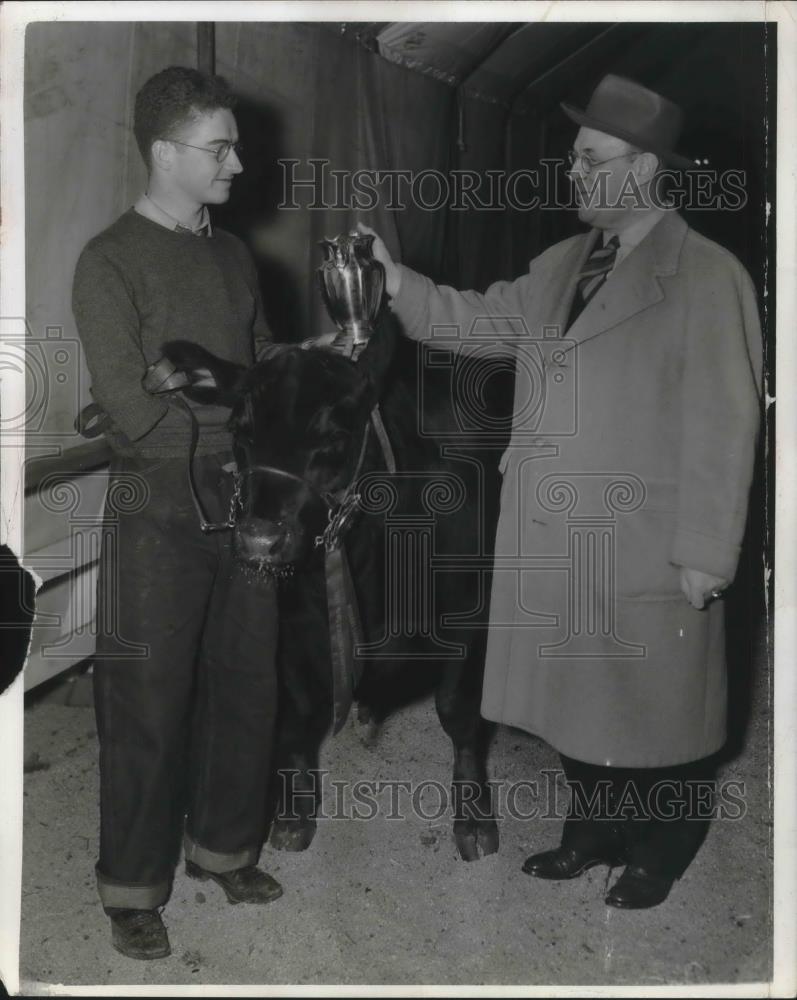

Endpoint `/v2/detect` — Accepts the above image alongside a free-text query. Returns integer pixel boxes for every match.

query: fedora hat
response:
[561,74,695,170]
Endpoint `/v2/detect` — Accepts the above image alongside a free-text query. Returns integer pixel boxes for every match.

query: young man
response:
[72,67,281,960]
[362,75,763,909]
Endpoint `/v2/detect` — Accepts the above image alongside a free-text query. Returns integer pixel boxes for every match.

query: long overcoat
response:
[392,211,763,766]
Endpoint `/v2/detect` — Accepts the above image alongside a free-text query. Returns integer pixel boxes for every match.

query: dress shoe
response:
[604,864,675,909]
[522,844,625,880]
[107,908,170,960]
[185,859,283,905]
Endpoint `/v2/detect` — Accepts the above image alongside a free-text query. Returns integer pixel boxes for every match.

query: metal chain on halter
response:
[315,490,362,552]
[312,417,375,551]
[227,472,243,528]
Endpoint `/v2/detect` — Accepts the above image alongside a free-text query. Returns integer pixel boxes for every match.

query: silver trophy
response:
[318,231,386,357]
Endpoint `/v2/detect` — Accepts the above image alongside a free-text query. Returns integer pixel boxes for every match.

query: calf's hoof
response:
[355,707,382,747]
[356,702,374,725]
[269,817,317,852]
[185,860,283,905]
[454,819,500,862]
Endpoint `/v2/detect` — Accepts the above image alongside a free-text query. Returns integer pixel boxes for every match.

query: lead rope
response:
[370,403,396,474]
[321,406,398,733]
[325,542,365,734]
[170,395,236,533]
[318,419,374,734]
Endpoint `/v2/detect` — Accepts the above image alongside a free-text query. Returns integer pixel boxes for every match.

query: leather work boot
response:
[604,864,676,909]
[185,859,283,904]
[523,824,628,880]
[522,844,626,880]
[107,908,171,960]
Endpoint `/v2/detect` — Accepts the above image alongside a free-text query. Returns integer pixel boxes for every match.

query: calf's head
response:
[161,339,380,574]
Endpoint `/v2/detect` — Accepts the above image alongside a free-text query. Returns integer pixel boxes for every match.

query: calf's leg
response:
[269,575,333,852]
[434,657,499,861]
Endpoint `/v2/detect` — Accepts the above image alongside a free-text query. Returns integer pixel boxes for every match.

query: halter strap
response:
[142,358,234,533]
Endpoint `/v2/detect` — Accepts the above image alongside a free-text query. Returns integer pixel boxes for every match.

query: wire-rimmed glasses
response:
[165,139,244,163]
[567,149,638,175]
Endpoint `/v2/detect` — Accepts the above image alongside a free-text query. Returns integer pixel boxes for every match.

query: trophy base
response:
[332,325,372,360]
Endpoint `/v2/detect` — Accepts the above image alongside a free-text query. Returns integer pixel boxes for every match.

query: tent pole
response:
[197,22,216,75]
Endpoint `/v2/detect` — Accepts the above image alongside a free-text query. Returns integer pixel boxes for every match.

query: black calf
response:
[163,320,510,860]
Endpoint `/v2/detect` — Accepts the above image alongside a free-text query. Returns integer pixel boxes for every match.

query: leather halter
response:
[137,353,396,538]
[237,408,394,553]
[140,358,233,533]
[238,338,397,548]
[229,384,396,736]
[226,351,396,734]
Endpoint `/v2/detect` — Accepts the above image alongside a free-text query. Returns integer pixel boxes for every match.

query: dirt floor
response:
[20,649,772,992]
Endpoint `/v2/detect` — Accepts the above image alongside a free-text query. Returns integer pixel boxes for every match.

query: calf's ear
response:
[160,339,246,406]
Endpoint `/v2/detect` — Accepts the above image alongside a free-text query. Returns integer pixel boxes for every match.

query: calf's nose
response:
[234,519,288,561]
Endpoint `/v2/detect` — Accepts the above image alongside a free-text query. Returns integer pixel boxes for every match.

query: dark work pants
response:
[93,452,278,910]
[560,754,716,880]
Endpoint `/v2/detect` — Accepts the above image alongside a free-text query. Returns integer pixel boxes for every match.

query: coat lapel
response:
[565,211,688,346]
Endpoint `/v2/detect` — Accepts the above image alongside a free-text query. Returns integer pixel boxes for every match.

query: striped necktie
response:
[566,234,620,330]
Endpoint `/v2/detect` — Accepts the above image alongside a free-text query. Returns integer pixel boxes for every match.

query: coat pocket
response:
[614,480,682,600]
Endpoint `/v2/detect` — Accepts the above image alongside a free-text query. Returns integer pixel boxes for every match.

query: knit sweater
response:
[72,208,271,457]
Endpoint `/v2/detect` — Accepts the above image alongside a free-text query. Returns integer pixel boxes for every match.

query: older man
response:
[73,67,282,959]
[363,75,763,908]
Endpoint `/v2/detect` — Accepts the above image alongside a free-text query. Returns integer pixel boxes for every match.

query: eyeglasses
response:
[567,149,638,175]
[165,139,244,163]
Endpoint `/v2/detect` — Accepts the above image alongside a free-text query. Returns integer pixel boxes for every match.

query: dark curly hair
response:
[133,66,237,170]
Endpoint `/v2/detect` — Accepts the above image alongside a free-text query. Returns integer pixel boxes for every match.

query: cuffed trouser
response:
[93,452,278,911]
[560,754,716,880]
